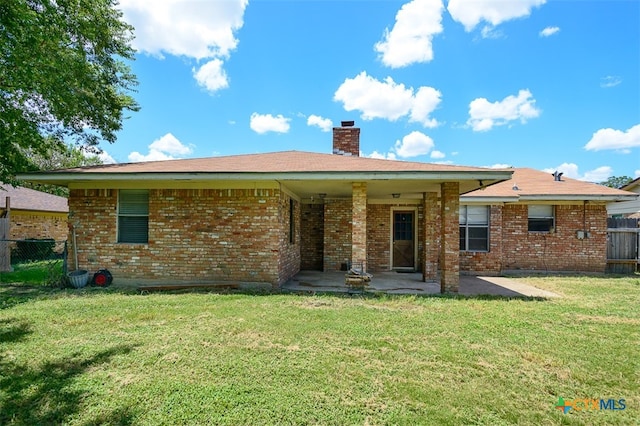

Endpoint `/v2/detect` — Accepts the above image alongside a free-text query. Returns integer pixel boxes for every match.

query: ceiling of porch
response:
[281,177,502,201]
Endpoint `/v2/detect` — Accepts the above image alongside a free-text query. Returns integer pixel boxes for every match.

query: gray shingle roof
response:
[0,184,68,213]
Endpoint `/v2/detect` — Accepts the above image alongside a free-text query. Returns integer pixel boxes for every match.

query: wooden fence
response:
[606,218,639,274]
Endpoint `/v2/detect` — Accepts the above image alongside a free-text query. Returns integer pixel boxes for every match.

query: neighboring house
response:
[19,122,512,293]
[0,184,68,241]
[607,177,640,218]
[460,169,636,275]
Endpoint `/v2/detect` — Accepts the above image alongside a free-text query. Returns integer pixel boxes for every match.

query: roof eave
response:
[519,194,638,201]
[460,196,519,203]
[17,170,514,186]
[461,194,637,203]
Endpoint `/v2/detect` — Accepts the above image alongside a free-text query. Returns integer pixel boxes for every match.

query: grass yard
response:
[0,276,638,425]
[0,260,65,287]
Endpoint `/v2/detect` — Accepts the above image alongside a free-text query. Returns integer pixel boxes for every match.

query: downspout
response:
[72,225,78,271]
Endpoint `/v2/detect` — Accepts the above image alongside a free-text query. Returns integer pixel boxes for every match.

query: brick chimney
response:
[332,120,360,156]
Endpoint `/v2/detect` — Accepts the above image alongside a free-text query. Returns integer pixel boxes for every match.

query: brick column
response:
[422,192,439,281]
[352,182,367,271]
[440,182,459,293]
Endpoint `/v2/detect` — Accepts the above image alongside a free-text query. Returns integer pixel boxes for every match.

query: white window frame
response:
[117,189,149,244]
[459,205,489,252]
[528,205,555,233]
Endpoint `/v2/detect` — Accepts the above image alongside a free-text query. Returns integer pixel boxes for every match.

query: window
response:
[394,212,413,241]
[118,190,149,243]
[528,205,554,232]
[289,198,295,244]
[459,205,489,251]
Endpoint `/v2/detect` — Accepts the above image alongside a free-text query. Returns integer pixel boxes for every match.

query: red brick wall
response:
[300,203,324,270]
[366,204,390,271]
[440,183,460,292]
[315,201,429,273]
[367,203,424,272]
[422,193,439,280]
[460,203,608,274]
[332,127,360,156]
[277,194,301,284]
[352,183,367,269]
[68,188,291,285]
[323,199,351,271]
[10,212,68,242]
[459,205,503,274]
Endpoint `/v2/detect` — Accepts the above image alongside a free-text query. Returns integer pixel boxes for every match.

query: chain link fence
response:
[0,239,68,287]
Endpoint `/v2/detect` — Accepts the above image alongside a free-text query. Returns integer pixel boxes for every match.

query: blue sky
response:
[103,0,639,182]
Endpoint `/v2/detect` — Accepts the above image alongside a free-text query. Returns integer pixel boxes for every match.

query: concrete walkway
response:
[282,271,558,298]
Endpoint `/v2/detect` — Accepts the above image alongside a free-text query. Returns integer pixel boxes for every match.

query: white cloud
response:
[334,72,441,127]
[480,25,504,39]
[600,75,622,88]
[583,166,613,183]
[193,59,229,92]
[366,151,397,160]
[584,124,640,151]
[487,163,512,169]
[410,87,441,128]
[97,151,116,164]
[448,0,545,32]
[119,0,247,59]
[467,89,541,131]
[118,0,247,93]
[635,170,640,178]
[543,163,612,182]
[430,150,445,159]
[374,0,444,68]
[128,133,193,162]
[250,113,291,134]
[543,163,579,179]
[394,131,435,158]
[539,26,560,37]
[83,147,116,164]
[307,115,333,132]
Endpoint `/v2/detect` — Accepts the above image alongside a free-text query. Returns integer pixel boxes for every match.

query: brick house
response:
[20,123,634,290]
[460,168,636,275]
[0,184,68,242]
[19,122,512,292]
[1,184,68,271]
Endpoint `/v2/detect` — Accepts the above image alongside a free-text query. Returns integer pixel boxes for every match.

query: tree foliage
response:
[19,141,105,196]
[26,138,104,171]
[600,175,633,189]
[0,0,139,184]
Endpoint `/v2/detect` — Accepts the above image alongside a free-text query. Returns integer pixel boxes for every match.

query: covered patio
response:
[282,270,558,298]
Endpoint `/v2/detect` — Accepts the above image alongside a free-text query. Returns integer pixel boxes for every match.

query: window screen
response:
[459,205,489,251]
[118,190,149,243]
[528,205,554,232]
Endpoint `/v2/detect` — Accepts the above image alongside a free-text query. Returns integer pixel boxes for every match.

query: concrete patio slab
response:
[282,271,559,298]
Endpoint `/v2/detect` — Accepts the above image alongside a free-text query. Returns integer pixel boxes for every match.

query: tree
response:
[20,140,105,196]
[600,176,633,189]
[0,0,139,184]
[26,138,105,171]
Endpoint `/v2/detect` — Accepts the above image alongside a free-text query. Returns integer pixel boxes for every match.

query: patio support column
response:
[440,182,459,293]
[422,192,438,281]
[352,182,367,271]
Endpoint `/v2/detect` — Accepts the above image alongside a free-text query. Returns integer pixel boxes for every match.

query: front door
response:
[392,211,415,269]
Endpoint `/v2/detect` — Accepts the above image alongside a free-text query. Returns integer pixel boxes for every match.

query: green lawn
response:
[0,260,65,287]
[0,276,638,425]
